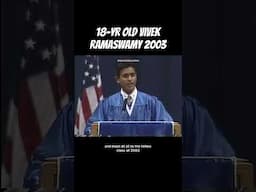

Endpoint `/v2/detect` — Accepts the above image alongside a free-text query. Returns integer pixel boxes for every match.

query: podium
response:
[40,156,74,192]
[90,121,182,137]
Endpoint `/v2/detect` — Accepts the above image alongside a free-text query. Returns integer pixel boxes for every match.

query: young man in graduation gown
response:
[84,59,173,135]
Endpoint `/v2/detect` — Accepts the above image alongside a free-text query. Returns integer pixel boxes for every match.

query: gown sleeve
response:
[182,96,235,156]
[23,102,74,191]
[152,96,173,121]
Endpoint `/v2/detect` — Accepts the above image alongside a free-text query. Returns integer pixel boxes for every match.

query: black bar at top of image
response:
[74,137,182,191]
[74,0,182,55]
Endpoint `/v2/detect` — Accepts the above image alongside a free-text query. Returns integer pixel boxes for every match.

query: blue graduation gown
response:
[23,102,74,190]
[23,96,235,190]
[182,96,235,156]
[85,91,173,135]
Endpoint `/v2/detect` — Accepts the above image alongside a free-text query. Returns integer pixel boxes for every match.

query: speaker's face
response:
[116,67,137,94]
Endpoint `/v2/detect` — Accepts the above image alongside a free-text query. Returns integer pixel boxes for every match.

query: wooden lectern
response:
[40,156,74,192]
[236,158,255,192]
[40,159,57,192]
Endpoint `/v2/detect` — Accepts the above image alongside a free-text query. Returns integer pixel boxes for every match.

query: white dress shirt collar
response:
[120,88,137,116]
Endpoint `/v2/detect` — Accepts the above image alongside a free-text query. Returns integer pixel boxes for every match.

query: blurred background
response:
[2,0,256,189]
[2,0,73,189]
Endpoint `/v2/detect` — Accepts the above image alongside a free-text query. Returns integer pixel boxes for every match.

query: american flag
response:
[1,0,69,189]
[75,55,103,136]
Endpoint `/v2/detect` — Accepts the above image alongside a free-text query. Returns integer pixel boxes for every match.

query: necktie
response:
[127,95,133,108]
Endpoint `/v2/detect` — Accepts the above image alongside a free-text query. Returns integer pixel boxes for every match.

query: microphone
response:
[122,98,128,111]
